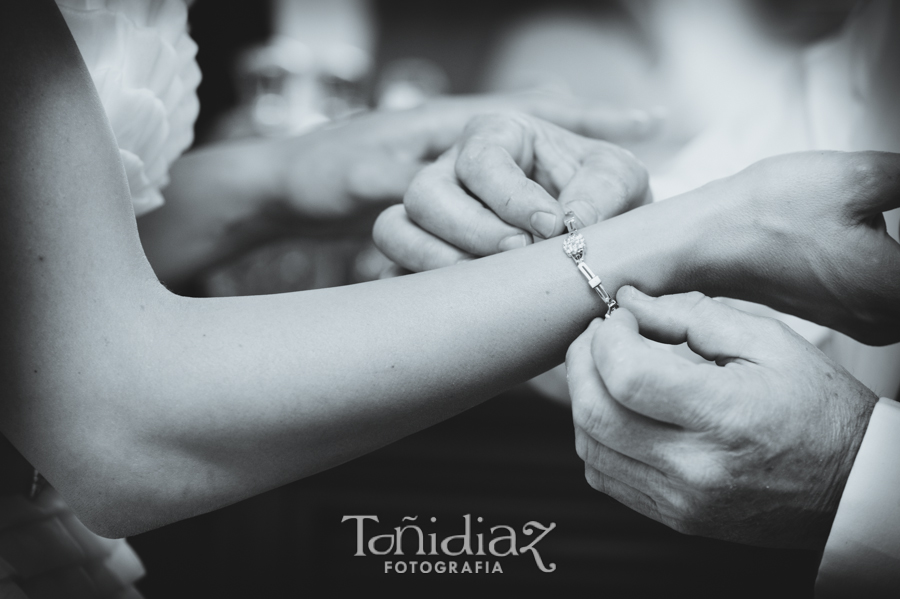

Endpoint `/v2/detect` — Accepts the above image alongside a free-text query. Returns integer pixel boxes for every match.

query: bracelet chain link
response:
[562,212,618,319]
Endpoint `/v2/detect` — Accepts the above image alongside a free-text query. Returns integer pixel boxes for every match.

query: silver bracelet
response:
[562,212,618,319]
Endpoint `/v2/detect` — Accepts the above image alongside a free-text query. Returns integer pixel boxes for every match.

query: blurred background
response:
[128,1,865,597]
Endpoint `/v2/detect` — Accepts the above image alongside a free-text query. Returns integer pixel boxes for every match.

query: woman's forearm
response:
[71,192,713,537]
[0,1,718,538]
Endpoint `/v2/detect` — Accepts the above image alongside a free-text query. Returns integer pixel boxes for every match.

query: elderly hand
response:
[271,92,658,219]
[566,287,879,550]
[695,150,900,345]
[373,112,651,271]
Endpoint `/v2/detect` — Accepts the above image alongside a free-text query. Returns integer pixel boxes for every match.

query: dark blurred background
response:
[128,1,852,596]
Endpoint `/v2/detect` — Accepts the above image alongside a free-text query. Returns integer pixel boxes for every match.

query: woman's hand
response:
[373,112,651,272]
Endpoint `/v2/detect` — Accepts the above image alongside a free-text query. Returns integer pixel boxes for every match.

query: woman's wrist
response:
[575,189,723,302]
[657,178,747,300]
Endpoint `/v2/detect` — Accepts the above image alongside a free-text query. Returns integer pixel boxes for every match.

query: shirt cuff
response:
[816,397,900,598]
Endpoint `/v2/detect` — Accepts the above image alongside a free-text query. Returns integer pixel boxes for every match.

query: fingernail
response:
[531,211,559,238]
[497,234,530,252]
[565,200,599,226]
[455,257,474,265]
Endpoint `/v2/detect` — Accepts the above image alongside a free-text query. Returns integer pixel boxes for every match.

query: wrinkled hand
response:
[269,91,658,219]
[566,287,879,550]
[701,150,900,345]
[374,112,651,271]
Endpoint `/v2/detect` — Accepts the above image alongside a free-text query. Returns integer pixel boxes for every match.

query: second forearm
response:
[137,139,285,285]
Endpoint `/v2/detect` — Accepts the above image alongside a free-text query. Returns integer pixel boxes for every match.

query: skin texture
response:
[687,151,900,345]
[373,116,898,552]
[566,288,879,550]
[375,112,652,269]
[0,1,700,538]
[137,93,660,286]
[377,125,900,344]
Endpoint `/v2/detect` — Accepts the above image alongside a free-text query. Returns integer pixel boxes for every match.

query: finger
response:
[567,326,681,470]
[837,151,900,216]
[345,155,426,203]
[373,204,474,272]
[557,145,652,227]
[582,461,663,524]
[405,150,536,255]
[616,287,773,363]
[519,91,665,141]
[454,114,566,239]
[414,93,664,146]
[590,306,720,427]
[576,429,670,497]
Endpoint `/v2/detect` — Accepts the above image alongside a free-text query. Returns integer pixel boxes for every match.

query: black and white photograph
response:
[1,0,898,597]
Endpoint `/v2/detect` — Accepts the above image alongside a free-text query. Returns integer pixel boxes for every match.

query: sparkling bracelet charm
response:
[562,212,618,319]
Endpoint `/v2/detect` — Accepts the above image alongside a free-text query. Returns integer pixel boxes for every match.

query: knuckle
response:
[460,216,490,253]
[418,242,451,272]
[843,152,887,193]
[682,290,710,310]
[668,496,706,536]
[584,468,605,493]
[602,363,646,407]
[505,173,535,209]
[671,457,731,505]
[403,172,432,213]
[372,205,405,245]
[749,314,795,347]
[454,142,487,182]
[683,293,723,327]
[571,391,600,435]
[565,335,591,368]
[574,430,591,462]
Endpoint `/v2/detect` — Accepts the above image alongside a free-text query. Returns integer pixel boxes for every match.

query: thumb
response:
[616,287,771,364]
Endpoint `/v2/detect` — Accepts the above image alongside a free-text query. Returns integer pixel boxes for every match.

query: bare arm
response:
[137,91,659,286]
[0,1,704,538]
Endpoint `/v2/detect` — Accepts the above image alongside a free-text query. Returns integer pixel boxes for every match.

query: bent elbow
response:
[60,461,188,539]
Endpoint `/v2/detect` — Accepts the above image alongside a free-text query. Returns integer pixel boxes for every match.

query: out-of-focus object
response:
[57,0,201,216]
[214,0,374,140]
[376,58,449,110]
[233,34,370,138]
[234,36,321,137]
[203,0,381,297]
